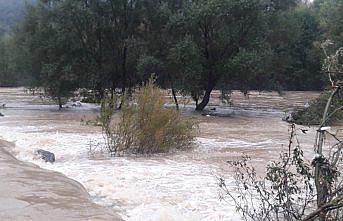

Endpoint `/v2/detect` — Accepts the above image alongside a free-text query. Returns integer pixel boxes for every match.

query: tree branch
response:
[302,196,343,221]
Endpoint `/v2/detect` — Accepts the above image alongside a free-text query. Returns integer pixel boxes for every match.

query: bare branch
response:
[302,196,343,221]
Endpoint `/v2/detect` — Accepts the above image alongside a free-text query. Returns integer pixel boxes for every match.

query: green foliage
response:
[267,2,324,91]
[41,63,77,108]
[136,55,164,81]
[168,0,268,110]
[1,0,338,109]
[289,42,343,126]
[292,91,343,125]
[224,47,275,93]
[0,1,37,86]
[319,0,343,47]
[168,36,204,102]
[100,78,196,155]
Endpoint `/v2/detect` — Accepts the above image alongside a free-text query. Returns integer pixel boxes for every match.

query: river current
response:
[0,87,320,220]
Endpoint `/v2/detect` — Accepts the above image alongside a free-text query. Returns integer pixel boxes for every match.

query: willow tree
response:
[169,0,268,111]
[17,1,81,108]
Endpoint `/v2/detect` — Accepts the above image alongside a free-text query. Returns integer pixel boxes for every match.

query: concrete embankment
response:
[0,139,122,221]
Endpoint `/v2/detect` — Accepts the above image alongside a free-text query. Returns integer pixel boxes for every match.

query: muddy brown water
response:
[0,139,122,221]
[1,87,334,220]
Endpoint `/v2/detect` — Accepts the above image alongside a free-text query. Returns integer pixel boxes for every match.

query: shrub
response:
[98,95,122,155]
[291,91,343,125]
[220,125,315,221]
[100,78,196,156]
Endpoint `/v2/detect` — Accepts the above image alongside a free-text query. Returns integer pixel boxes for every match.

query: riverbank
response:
[0,139,122,221]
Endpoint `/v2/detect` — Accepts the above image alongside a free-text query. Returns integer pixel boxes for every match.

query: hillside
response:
[0,0,35,32]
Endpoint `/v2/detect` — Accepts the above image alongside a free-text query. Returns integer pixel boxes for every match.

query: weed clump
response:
[100,78,196,156]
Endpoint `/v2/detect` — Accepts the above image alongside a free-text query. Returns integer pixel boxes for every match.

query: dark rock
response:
[282,110,306,124]
[0,112,4,117]
[35,149,55,163]
[282,112,294,123]
[72,101,82,107]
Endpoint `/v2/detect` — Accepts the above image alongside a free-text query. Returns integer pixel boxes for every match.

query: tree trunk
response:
[314,88,339,221]
[195,75,215,111]
[171,80,179,110]
[121,46,127,95]
[95,82,104,100]
[118,46,128,110]
[195,88,212,111]
[58,97,62,109]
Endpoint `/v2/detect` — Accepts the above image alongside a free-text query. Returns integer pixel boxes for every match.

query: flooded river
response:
[0,88,321,220]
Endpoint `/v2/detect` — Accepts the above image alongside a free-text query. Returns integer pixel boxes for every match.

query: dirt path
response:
[0,139,122,221]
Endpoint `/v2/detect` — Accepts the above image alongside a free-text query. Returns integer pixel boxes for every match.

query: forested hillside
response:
[0,0,35,32]
[0,0,342,110]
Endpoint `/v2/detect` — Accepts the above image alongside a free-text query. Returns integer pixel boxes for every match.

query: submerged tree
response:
[6,0,330,108]
[13,1,81,108]
[168,0,268,111]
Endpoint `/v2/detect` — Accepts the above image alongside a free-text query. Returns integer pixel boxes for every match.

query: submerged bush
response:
[219,125,315,221]
[290,91,343,125]
[100,78,196,156]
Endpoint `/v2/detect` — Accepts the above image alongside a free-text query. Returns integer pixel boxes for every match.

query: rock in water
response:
[35,149,55,163]
[0,112,4,117]
[282,112,295,123]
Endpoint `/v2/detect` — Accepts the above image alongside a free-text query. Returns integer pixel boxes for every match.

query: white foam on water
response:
[0,124,242,221]
[196,137,276,151]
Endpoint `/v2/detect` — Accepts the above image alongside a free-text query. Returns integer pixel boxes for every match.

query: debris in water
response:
[35,149,55,163]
